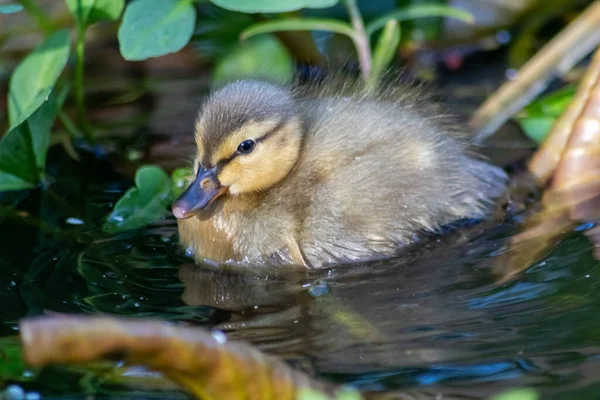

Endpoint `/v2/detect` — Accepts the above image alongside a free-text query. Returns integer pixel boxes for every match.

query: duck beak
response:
[172,167,227,219]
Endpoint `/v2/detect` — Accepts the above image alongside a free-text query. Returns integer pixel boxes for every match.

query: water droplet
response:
[211,330,227,344]
[308,280,330,297]
[495,30,511,44]
[25,392,40,400]
[10,281,16,287]
[4,385,25,400]
[185,247,194,257]
[65,217,84,225]
[505,69,518,80]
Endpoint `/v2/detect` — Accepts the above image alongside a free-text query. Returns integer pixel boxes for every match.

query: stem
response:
[17,0,54,34]
[74,23,93,142]
[344,0,371,82]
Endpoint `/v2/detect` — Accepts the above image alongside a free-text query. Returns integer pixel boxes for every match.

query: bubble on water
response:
[211,330,227,344]
[4,385,25,400]
[308,280,330,297]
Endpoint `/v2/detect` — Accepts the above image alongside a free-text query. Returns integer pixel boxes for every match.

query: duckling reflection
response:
[173,78,507,267]
[175,220,514,376]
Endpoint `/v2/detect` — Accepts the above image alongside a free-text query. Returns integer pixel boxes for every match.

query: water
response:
[1,46,598,398]
[1,142,600,399]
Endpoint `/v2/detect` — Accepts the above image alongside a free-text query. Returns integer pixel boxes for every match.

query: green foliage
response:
[241,18,356,42]
[7,29,70,130]
[118,0,197,61]
[103,165,172,233]
[0,4,23,14]
[213,35,295,87]
[367,18,400,92]
[0,337,28,382]
[210,0,339,13]
[0,89,67,192]
[296,387,363,400]
[65,0,125,26]
[489,388,539,400]
[515,85,576,143]
[364,4,474,35]
[170,167,192,199]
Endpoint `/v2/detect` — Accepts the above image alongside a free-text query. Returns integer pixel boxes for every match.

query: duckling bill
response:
[173,79,507,267]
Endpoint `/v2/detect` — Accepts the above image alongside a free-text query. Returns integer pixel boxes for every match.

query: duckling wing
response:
[293,97,507,266]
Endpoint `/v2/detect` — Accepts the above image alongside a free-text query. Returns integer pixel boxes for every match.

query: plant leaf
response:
[118,0,196,61]
[366,18,401,91]
[64,0,94,25]
[0,337,28,381]
[28,87,70,173]
[8,29,70,129]
[103,165,171,233]
[515,85,576,143]
[88,0,125,24]
[0,90,67,192]
[365,5,474,36]
[170,167,192,199]
[213,35,295,87]
[0,4,23,14]
[490,388,539,400]
[210,0,339,13]
[241,18,355,42]
[65,0,125,25]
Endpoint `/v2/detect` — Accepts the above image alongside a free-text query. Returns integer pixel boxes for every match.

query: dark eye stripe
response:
[216,117,290,170]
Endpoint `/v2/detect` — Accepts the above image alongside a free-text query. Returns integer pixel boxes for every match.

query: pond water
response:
[2,56,600,399]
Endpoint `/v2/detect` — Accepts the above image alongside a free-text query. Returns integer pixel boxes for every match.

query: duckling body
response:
[174,79,506,267]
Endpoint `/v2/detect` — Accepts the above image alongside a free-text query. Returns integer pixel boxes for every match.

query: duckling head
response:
[172,80,303,219]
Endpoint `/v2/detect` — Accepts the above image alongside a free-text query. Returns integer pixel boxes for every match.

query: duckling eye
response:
[237,139,256,154]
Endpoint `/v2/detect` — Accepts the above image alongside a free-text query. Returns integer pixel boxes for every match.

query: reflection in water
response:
[2,159,600,399]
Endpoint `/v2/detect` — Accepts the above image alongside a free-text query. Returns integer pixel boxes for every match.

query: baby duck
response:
[172,79,507,268]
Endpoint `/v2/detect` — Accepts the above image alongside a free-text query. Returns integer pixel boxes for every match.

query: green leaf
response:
[0,337,28,381]
[515,85,576,143]
[65,0,94,25]
[365,5,474,35]
[213,35,295,87]
[297,388,331,400]
[0,4,23,14]
[103,165,172,233]
[367,18,400,91]
[118,0,196,61]
[489,388,539,400]
[517,116,555,144]
[521,85,576,118]
[171,167,192,199]
[241,18,356,42]
[210,0,339,13]
[30,87,69,170]
[8,29,70,129]
[87,0,125,24]
[192,9,255,60]
[65,0,124,25]
[0,90,67,192]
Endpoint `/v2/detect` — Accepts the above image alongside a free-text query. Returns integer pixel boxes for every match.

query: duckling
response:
[172,78,507,268]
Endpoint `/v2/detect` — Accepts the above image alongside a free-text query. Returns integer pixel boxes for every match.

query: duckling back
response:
[271,81,507,266]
